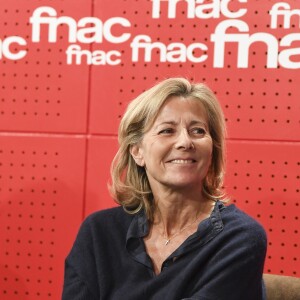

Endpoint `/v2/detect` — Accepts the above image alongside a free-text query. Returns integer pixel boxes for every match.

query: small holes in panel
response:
[0,142,68,299]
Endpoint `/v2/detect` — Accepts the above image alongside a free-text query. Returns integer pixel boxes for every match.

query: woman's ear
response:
[130,144,145,167]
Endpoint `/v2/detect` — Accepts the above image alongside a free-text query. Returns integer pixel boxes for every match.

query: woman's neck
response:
[152,190,215,237]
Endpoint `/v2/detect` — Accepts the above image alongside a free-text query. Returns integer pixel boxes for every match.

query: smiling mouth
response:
[169,159,196,164]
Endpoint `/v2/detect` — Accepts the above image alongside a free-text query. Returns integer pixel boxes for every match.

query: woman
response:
[62,78,267,299]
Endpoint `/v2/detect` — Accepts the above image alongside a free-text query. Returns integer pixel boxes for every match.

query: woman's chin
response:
[164,178,202,190]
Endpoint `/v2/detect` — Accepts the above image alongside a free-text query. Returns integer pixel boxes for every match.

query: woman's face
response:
[131,96,213,193]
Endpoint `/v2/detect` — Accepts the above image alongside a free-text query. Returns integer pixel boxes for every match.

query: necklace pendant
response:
[165,239,170,245]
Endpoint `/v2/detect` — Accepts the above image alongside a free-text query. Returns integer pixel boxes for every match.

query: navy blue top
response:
[62,202,267,300]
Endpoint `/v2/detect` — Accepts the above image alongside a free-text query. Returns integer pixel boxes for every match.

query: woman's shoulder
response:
[75,206,135,241]
[84,205,134,227]
[221,203,267,243]
[222,203,264,225]
[87,205,128,220]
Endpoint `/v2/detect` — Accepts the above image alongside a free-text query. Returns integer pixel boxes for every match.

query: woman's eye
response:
[191,128,206,135]
[158,128,173,134]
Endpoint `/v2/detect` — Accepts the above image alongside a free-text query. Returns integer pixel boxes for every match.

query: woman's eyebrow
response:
[190,120,208,127]
[154,120,208,129]
[154,121,177,128]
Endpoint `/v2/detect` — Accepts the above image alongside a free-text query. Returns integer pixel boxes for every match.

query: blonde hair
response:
[110,78,226,221]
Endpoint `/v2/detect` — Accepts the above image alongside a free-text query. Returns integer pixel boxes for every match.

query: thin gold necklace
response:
[162,214,202,246]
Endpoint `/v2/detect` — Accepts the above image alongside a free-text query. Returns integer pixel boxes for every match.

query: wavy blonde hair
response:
[110,78,227,221]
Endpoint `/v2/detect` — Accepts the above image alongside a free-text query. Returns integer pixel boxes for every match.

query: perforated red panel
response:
[89,0,300,141]
[226,141,300,276]
[0,1,90,133]
[84,136,118,216]
[1,0,300,298]
[0,135,85,299]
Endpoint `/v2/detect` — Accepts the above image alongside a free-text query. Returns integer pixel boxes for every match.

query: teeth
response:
[170,159,194,164]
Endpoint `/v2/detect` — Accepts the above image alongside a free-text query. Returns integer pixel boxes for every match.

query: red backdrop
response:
[0,0,299,298]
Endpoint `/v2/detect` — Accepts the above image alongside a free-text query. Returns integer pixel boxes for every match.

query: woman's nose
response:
[175,129,194,150]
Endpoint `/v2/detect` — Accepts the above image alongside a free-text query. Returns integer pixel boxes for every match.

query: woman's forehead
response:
[154,96,208,123]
